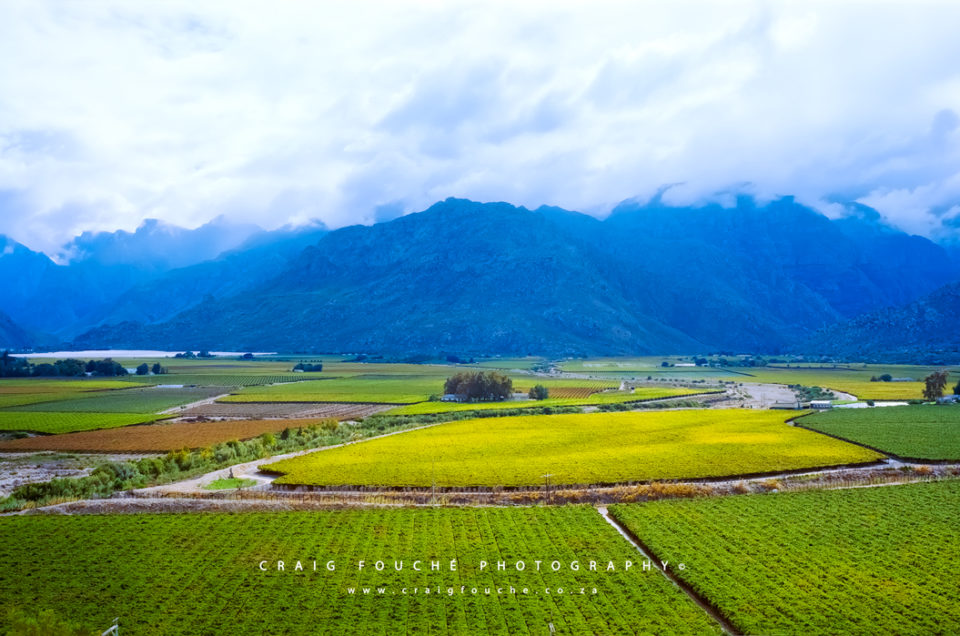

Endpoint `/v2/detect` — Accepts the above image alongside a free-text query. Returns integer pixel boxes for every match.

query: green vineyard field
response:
[0,411,164,434]
[0,507,720,635]
[610,481,960,635]
[801,405,960,459]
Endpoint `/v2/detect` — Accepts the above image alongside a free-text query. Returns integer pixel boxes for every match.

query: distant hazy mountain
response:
[0,310,31,349]
[60,216,261,271]
[66,197,960,357]
[95,222,329,326]
[0,221,328,340]
[798,281,960,363]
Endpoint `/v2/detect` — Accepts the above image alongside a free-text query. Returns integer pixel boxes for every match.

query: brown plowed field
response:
[0,418,331,453]
[180,402,390,419]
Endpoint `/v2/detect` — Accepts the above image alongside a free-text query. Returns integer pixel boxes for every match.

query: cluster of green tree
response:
[293,362,323,372]
[84,359,128,376]
[173,350,215,359]
[528,384,549,400]
[870,374,894,382]
[3,420,347,511]
[443,371,513,402]
[136,363,167,375]
[1,351,34,377]
[0,351,130,377]
[923,370,951,400]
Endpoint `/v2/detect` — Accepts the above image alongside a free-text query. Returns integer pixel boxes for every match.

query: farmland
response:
[554,358,956,400]
[609,480,960,635]
[386,387,706,415]
[0,417,330,452]
[801,405,960,459]
[220,375,447,404]
[121,373,325,387]
[0,507,720,635]
[265,410,881,487]
[0,378,140,408]
[0,378,136,392]
[0,411,164,435]
[0,353,959,634]
[5,386,228,413]
[179,401,390,420]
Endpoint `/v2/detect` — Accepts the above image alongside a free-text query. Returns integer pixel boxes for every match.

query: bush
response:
[528,384,549,400]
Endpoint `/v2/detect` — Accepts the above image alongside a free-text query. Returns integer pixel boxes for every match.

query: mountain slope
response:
[798,281,960,363]
[71,197,959,356]
[90,222,329,326]
[8,195,957,357]
[73,200,704,355]
[0,311,31,350]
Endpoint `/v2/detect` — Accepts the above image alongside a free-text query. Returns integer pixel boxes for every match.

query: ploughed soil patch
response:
[0,418,329,453]
[180,402,390,420]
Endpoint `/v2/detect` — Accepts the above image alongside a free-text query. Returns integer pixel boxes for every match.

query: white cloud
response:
[0,0,959,253]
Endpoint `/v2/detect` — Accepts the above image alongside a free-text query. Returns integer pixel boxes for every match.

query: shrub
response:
[528,384,549,400]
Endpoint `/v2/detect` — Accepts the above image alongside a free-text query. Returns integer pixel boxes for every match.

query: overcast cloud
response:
[1,0,959,254]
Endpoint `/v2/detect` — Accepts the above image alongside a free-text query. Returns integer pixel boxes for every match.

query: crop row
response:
[121,374,321,387]
[265,410,881,487]
[801,405,960,459]
[0,507,719,635]
[221,376,447,404]
[0,411,164,435]
[609,480,960,634]
[0,378,135,393]
[4,386,229,414]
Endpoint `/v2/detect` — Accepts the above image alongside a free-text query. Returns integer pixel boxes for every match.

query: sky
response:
[1,0,959,254]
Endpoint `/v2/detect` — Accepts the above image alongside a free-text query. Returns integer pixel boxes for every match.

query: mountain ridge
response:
[53,196,960,357]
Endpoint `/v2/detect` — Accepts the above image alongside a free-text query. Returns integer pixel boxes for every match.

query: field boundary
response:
[598,505,740,635]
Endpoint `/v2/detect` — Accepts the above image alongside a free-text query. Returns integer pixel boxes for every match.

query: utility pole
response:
[542,473,553,503]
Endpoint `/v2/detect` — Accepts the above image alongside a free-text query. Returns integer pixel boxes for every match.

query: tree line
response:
[0,351,166,378]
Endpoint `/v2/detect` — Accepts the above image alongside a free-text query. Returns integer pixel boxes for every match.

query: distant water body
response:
[12,350,277,358]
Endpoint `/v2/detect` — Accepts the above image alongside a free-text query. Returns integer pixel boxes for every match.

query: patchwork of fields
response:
[265,410,882,487]
[0,507,721,635]
[219,375,446,404]
[801,405,960,459]
[0,355,958,634]
[610,480,960,635]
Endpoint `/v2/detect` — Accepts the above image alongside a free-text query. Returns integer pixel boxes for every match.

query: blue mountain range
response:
[2,196,958,359]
